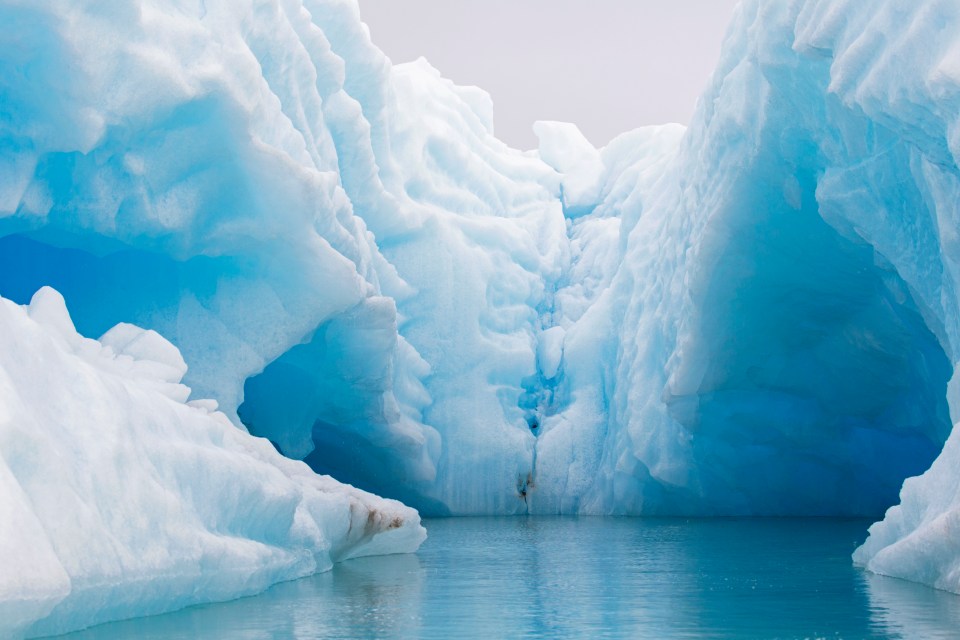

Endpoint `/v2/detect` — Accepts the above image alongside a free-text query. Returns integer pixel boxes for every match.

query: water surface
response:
[55,517,960,639]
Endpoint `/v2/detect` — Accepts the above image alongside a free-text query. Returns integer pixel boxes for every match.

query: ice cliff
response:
[531,0,960,592]
[4,0,960,614]
[532,0,960,522]
[530,0,960,591]
[0,0,573,517]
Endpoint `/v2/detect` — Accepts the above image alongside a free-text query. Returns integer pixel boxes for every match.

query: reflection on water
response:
[53,517,960,639]
[863,570,960,639]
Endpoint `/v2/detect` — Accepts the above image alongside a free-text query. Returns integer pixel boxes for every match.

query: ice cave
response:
[4,0,960,636]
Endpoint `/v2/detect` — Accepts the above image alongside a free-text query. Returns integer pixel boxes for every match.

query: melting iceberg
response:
[4,0,960,611]
[0,288,424,638]
[532,0,960,520]
[530,0,960,590]
[0,0,572,516]
[526,0,960,591]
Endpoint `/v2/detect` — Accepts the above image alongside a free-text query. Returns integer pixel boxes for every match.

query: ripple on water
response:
[52,517,960,639]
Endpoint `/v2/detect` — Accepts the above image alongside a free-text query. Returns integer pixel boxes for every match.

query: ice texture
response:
[529,0,960,519]
[0,0,572,516]
[534,121,605,215]
[4,0,960,598]
[529,0,960,592]
[0,288,424,638]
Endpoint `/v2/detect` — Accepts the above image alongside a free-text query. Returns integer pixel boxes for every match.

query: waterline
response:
[54,517,960,639]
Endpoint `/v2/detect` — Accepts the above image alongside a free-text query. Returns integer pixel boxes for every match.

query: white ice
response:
[0,288,424,638]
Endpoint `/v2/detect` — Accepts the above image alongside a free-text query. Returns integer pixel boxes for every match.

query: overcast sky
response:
[358,1,742,149]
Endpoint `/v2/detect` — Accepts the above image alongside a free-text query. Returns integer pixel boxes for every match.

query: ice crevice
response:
[518,120,628,510]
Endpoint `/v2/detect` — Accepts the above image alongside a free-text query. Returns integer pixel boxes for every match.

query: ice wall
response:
[531,0,959,518]
[314,58,568,514]
[787,0,960,593]
[0,0,451,504]
[0,288,424,638]
[524,0,960,591]
[5,0,960,597]
[0,0,567,514]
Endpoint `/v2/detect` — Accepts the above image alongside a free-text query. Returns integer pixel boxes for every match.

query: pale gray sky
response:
[358,1,742,149]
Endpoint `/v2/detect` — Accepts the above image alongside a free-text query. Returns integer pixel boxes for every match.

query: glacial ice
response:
[0,288,424,638]
[4,0,960,607]
[0,0,574,516]
[530,0,960,591]
[534,121,605,216]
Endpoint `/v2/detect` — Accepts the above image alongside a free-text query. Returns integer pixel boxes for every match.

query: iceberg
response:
[0,288,424,638]
[4,0,960,604]
[533,0,959,520]
[0,0,570,516]
[528,0,960,591]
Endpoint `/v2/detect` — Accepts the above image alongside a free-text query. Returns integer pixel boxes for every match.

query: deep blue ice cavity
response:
[670,185,952,515]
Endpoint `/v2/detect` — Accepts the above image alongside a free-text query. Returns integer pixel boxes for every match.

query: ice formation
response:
[4,0,960,609]
[532,0,960,521]
[0,0,574,516]
[0,288,424,638]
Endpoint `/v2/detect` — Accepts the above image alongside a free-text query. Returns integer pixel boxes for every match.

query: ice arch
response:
[530,0,960,528]
[665,0,960,518]
[667,180,953,515]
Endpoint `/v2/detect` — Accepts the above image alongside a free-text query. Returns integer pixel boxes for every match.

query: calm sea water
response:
[54,517,960,639]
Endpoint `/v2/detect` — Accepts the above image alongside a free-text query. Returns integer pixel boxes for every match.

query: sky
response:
[358,1,742,150]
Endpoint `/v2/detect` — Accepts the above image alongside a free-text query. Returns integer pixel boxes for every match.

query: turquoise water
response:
[54,517,960,639]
